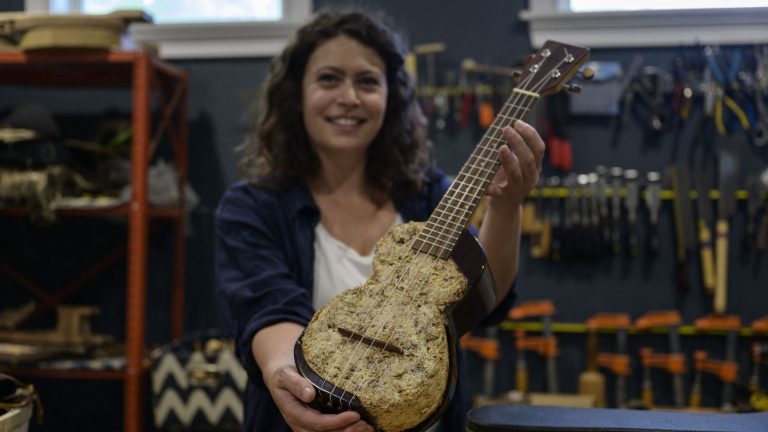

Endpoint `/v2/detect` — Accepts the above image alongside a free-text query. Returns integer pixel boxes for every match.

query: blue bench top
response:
[467,404,768,432]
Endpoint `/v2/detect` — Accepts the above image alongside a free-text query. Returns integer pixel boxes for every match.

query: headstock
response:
[516,40,590,97]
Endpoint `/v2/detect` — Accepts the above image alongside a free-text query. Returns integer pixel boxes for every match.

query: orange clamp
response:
[635,310,682,329]
[640,347,686,375]
[587,313,631,330]
[753,343,767,364]
[752,316,768,332]
[597,353,631,376]
[694,313,741,332]
[508,300,555,320]
[515,329,558,357]
[693,350,738,383]
[460,334,500,361]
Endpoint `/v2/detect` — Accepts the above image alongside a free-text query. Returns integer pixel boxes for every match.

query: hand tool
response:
[744,176,764,251]
[644,171,662,253]
[596,165,611,246]
[750,316,768,394]
[563,174,580,260]
[547,176,563,261]
[750,343,766,394]
[694,170,716,294]
[460,330,501,399]
[639,347,686,409]
[509,300,558,394]
[609,167,623,254]
[579,323,606,407]
[758,169,768,251]
[623,169,640,256]
[693,314,742,411]
[704,46,751,136]
[715,136,741,312]
[588,172,603,259]
[636,310,686,408]
[588,313,631,407]
[669,167,696,294]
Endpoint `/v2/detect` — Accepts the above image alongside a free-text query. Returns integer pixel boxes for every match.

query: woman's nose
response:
[336,82,361,106]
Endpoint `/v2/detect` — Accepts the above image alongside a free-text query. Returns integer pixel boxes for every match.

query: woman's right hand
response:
[265,363,374,432]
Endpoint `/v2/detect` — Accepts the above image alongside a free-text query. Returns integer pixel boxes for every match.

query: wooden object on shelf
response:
[0,49,188,432]
[0,10,151,51]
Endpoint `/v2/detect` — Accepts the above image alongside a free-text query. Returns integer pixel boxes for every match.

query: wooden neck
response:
[413,88,539,258]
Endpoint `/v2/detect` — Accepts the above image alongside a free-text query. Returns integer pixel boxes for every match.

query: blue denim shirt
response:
[215,166,516,431]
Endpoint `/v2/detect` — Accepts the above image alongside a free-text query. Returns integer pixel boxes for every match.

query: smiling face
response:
[301,35,388,162]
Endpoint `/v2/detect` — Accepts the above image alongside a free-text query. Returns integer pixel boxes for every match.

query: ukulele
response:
[295,40,590,432]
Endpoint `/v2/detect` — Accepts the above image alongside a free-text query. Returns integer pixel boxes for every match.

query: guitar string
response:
[340,55,571,405]
[333,61,554,404]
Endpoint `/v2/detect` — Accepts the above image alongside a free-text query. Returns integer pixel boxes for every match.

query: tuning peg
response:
[580,67,595,81]
[563,83,583,94]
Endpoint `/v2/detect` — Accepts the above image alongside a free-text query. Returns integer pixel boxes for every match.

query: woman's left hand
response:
[485,121,545,213]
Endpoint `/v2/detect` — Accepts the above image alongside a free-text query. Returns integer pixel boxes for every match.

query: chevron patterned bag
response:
[150,329,247,431]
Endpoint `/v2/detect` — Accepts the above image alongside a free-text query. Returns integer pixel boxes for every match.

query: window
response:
[80,0,282,24]
[520,0,768,48]
[24,0,312,59]
[571,0,768,12]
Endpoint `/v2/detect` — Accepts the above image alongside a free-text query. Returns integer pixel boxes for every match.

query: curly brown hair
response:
[240,10,430,200]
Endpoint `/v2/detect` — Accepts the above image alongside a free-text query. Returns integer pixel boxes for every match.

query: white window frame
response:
[24,0,312,59]
[520,0,768,48]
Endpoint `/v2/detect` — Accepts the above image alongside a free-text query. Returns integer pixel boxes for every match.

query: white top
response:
[312,214,403,310]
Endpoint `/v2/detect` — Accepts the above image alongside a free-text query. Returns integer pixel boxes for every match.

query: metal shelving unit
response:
[0,49,188,432]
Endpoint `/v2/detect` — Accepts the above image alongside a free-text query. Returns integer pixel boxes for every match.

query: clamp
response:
[587,313,631,407]
[636,310,686,408]
[509,300,558,394]
[692,313,742,411]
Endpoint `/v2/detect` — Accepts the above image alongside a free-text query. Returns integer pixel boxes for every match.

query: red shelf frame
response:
[0,49,188,432]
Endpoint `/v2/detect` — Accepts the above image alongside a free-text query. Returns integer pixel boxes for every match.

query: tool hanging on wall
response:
[593,314,632,408]
[546,92,573,172]
[596,165,611,247]
[750,316,768,411]
[509,300,559,395]
[669,166,696,295]
[644,171,663,254]
[409,42,446,126]
[636,310,687,409]
[690,314,742,411]
[609,167,624,254]
[715,136,741,312]
[623,169,640,257]
[743,176,766,252]
[579,323,605,407]
[694,170,717,294]
[460,329,501,401]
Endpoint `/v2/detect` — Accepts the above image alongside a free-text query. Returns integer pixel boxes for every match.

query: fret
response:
[467,153,498,167]
[414,232,453,248]
[455,173,492,190]
[411,238,450,258]
[432,203,472,224]
[419,223,462,243]
[494,111,525,123]
[431,198,483,224]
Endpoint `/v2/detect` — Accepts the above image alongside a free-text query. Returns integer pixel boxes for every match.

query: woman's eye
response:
[318,74,339,84]
[358,77,381,88]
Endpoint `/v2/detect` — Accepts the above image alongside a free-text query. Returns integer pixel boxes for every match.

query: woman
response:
[215,10,544,432]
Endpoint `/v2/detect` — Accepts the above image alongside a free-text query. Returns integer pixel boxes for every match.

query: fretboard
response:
[413,89,540,259]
